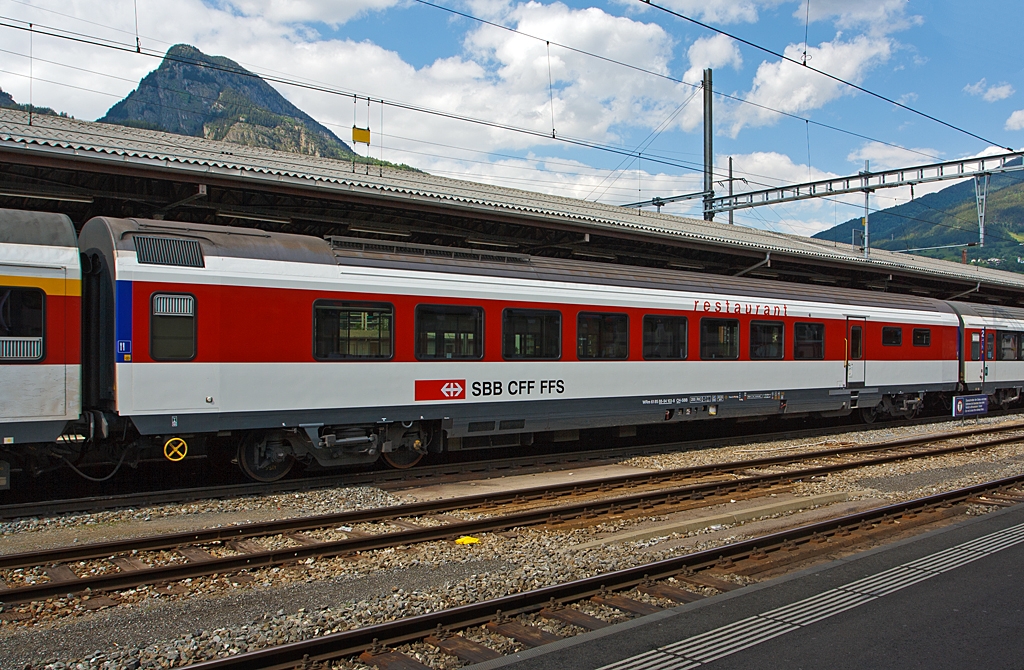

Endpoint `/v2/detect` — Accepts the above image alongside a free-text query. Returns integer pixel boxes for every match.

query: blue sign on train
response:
[952,394,988,418]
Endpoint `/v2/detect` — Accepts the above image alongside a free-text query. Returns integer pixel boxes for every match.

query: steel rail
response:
[3,411,1013,520]
[1,421,1019,572]
[182,472,1024,670]
[1,427,1021,603]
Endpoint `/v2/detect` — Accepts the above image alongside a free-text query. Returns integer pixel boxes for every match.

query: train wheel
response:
[238,433,294,482]
[382,448,424,469]
[859,406,880,424]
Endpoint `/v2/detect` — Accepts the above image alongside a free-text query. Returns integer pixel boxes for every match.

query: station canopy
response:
[1,108,1022,306]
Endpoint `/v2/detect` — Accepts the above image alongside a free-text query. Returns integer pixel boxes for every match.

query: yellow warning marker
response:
[454,536,480,545]
[163,437,188,462]
[352,126,371,144]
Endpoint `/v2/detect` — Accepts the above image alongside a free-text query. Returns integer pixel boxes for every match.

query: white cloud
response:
[965,78,1015,102]
[683,34,742,84]
[847,141,941,171]
[800,0,921,34]
[226,0,399,27]
[729,35,892,135]
[620,0,778,24]
[1006,110,1024,131]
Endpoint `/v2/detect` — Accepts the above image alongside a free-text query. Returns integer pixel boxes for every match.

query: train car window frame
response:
[313,300,394,361]
[997,331,1018,361]
[882,326,903,347]
[912,328,931,347]
[749,320,784,360]
[577,312,629,360]
[502,308,561,360]
[0,286,45,363]
[642,315,687,360]
[699,318,740,360]
[415,304,484,361]
[150,292,197,361]
[793,322,825,360]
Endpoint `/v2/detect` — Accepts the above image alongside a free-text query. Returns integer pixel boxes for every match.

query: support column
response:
[728,156,734,225]
[703,68,714,221]
[975,174,990,247]
[862,160,870,259]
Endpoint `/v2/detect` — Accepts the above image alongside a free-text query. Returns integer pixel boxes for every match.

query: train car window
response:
[912,328,931,347]
[794,322,825,359]
[882,327,903,346]
[850,326,863,359]
[577,312,628,359]
[503,309,561,360]
[150,293,196,361]
[642,315,687,360]
[415,305,484,360]
[749,321,784,360]
[998,331,1018,361]
[971,333,981,361]
[699,318,739,360]
[0,287,45,362]
[986,331,996,361]
[314,301,393,360]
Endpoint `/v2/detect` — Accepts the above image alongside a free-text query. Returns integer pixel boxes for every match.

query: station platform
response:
[471,502,1024,670]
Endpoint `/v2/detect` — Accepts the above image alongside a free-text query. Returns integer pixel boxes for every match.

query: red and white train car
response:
[0,211,81,488]
[3,212,1023,485]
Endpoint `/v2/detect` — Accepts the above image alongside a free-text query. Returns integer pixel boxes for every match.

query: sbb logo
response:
[415,379,466,401]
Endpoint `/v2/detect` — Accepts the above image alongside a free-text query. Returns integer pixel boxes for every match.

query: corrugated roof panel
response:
[1,109,1021,291]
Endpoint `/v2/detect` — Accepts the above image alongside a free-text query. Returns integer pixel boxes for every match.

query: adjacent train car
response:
[2,211,1024,485]
[0,211,81,485]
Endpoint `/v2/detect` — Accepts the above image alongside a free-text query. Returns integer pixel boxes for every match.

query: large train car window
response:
[998,331,1018,361]
[577,313,628,359]
[913,328,931,347]
[750,321,784,360]
[0,287,44,362]
[971,333,981,361]
[986,331,996,360]
[150,293,196,361]
[415,305,484,360]
[882,327,903,346]
[314,301,393,360]
[794,322,825,359]
[700,318,739,360]
[503,309,561,360]
[643,315,687,360]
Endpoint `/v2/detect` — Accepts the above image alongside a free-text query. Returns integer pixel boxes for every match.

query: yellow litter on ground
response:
[455,536,480,545]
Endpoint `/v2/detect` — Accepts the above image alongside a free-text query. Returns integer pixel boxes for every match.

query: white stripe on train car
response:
[0,364,79,422]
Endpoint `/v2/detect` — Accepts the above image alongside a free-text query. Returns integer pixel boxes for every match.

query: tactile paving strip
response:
[599,519,1024,670]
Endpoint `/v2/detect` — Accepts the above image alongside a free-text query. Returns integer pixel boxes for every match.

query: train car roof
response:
[327,236,954,313]
[83,217,335,265]
[948,301,1024,321]
[0,208,76,247]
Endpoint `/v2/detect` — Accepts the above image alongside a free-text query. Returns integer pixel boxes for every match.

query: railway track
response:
[174,473,1024,670]
[2,411,1020,521]
[1,421,1021,606]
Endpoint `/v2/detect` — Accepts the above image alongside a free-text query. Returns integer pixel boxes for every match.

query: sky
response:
[0,0,1022,238]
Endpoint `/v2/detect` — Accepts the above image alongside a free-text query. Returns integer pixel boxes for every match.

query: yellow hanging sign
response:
[352,126,371,144]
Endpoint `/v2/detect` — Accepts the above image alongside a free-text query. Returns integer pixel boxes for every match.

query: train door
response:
[846,317,866,387]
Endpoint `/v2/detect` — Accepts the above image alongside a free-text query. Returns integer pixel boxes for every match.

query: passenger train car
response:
[2,210,1023,486]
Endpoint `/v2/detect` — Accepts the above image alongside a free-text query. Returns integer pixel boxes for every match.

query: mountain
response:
[0,87,70,118]
[812,164,1024,272]
[100,44,410,168]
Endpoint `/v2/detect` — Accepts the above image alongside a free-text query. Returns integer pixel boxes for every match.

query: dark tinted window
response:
[314,301,392,360]
[882,327,902,346]
[503,309,561,359]
[0,287,44,362]
[151,293,196,361]
[794,322,824,359]
[986,331,996,361]
[913,328,931,347]
[750,320,784,360]
[971,332,981,361]
[700,318,739,360]
[642,315,687,360]
[998,331,1018,361]
[577,313,628,359]
[850,326,863,360]
[415,305,483,360]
